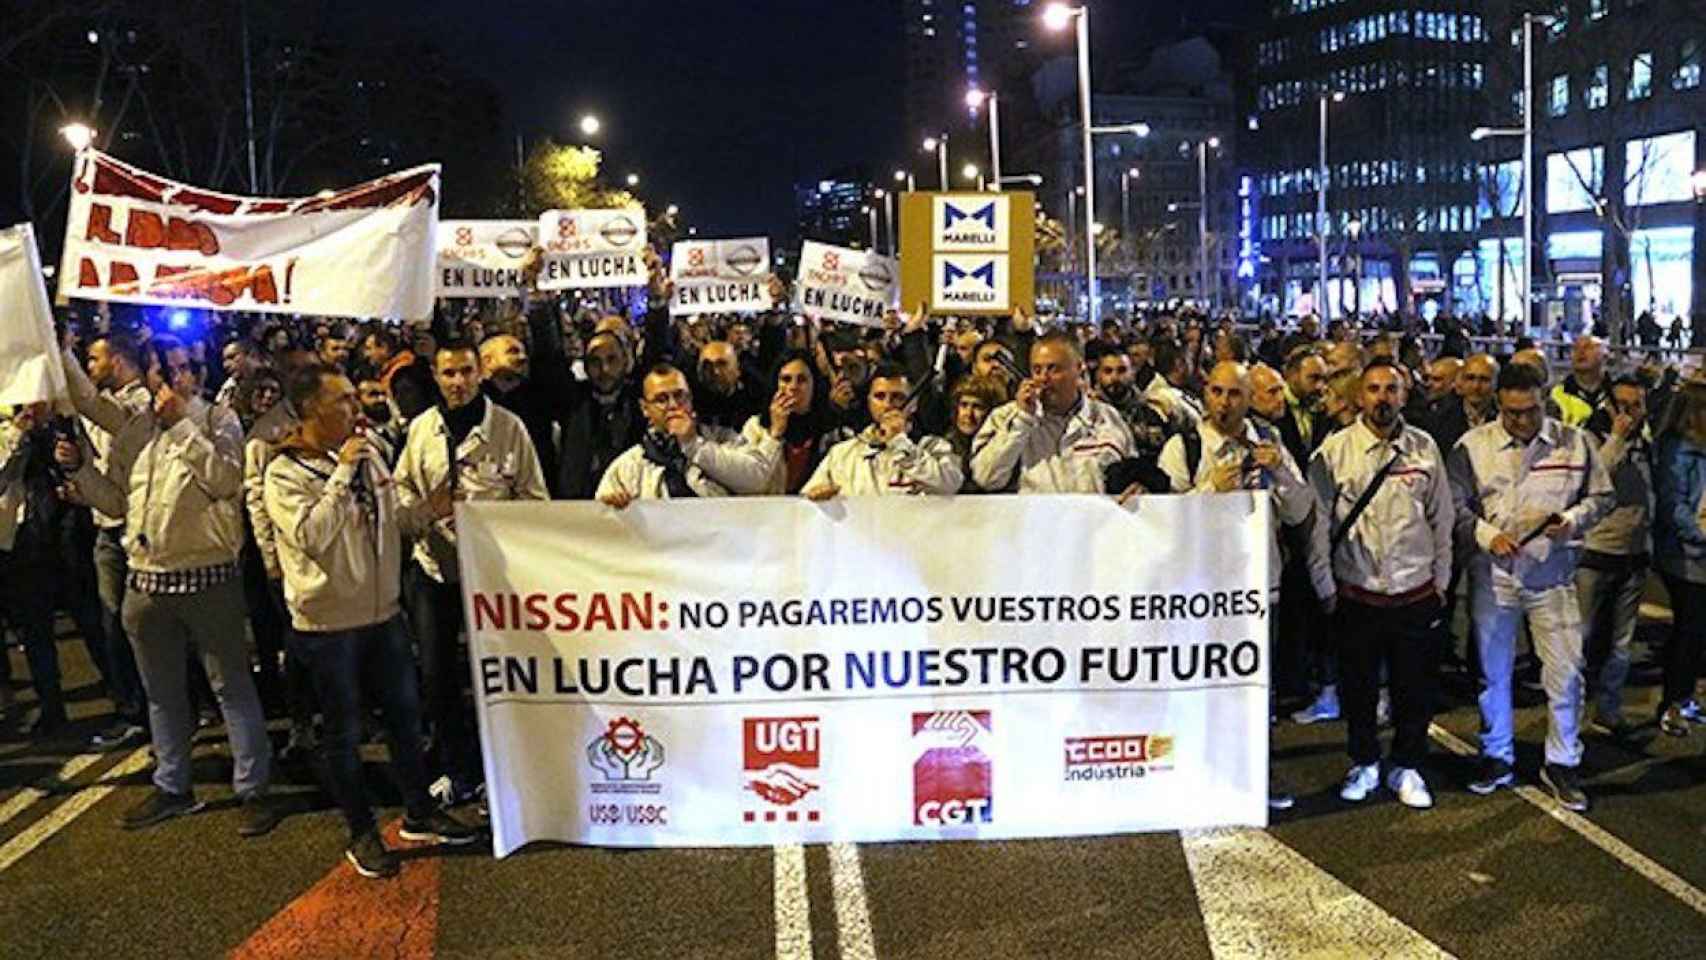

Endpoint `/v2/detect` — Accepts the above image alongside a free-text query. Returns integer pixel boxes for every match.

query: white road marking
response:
[773,843,813,960]
[0,752,107,830]
[828,842,877,960]
[1429,722,1706,916]
[1182,827,1456,959]
[0,747,150,873]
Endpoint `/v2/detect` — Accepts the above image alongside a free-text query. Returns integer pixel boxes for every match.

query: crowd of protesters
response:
[1,245,1702,880]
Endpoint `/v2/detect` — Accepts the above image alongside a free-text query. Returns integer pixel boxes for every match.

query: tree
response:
[518,140,637,219]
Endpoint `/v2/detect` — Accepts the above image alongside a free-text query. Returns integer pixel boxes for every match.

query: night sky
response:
[338,0,1263,240]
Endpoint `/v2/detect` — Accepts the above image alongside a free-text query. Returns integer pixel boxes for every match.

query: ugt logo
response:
[912,710,993,826]
[943,202,996,230]
[742,716,822,824]
[587,716,664,795]
[943,260,997,290]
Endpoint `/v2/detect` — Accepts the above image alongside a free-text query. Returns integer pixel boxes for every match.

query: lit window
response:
[1677,40,1702,89]
[1588,0,1607,19]
[1548,1,1567,39]
[1548,74,1569,117]
[1628,51,1653,99]
[1587,64,1608,108]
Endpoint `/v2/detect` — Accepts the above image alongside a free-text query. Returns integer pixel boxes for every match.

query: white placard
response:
[435,220,538,297]
[668,238,772,315]
[536,209,648,291]
[0,223,67,405]
[460,494,1271,855]
[796,241,899,327]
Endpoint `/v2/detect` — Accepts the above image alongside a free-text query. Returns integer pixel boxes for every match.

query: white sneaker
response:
[1339,762,1381,802]
[1386,767,1433,809]
[1375,688,1392,727]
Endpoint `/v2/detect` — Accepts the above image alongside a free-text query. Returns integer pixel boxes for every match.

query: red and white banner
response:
[0,223,66,405]
[57,151,440,320]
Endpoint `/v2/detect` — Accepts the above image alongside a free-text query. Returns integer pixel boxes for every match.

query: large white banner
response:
[436,220,537,297]
[536,208,648,291]
[669,238,772,315]
[797,241,898,327]
[57,150,439,319]
[459,495,1272,855]
[0,223,66,405]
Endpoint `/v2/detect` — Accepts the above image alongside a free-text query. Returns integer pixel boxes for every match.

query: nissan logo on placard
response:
[857,258,893,293]
[494,227,533,259]
[600,215,639,248]
[726,244,763,276]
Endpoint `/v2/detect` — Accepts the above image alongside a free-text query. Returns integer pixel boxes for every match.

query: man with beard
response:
[556,330,645,500]
[596,364,773,504]
[970,333,1135,495]
[1307,360,1453,810]
[822,330,875,433]
[396,339,547,800]
[1143,338,1203,433]
[1158,360,1316,809]
[480,333,560,493]
[356,377,403,463]
[1088,342,1171,493]
[801,364,962,498]
[693,340,764,430]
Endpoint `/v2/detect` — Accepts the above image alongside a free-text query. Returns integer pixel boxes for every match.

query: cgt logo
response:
[912,710,993,826]
[742,716,821,824]
[587,716,665,794]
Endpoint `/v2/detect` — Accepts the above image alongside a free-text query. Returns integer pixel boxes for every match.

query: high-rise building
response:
[795,170,879,250]
[903,0,1039,145]
[1476,0,1705,336]
[1247,1,1490,319]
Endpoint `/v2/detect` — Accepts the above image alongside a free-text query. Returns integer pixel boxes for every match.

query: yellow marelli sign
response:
[899,191,1035,317]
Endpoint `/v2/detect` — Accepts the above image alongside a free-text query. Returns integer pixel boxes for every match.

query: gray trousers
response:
[1574,563,1644,719]
[121,577,271,798]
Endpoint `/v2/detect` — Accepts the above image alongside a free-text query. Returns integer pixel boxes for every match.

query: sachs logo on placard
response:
[1063,734,1175,783]
[912,710,993,826]
[586,716,664,794]
[742,716,821,824]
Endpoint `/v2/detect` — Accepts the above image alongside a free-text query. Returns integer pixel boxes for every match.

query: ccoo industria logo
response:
[587,716,665,795]
[1063,734,1175,783]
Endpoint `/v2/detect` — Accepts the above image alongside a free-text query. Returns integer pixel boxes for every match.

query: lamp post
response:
[966,88,1003,188]
[962,163,985,192]
[1318,90,1345,318]
[922,135,949,190]
[1179,138,1220,311]
[1045,2,1098,324]
[876,187,896,254]
[995,174,1044,188]
[1068,185,1084,273]
[578,114,601,138]
[894,169,915,193]
[1347,218,1363,318]
[1120,167,1139,254]
[59,123,96,151]
[626,173,640,187]
[863,205,878,250]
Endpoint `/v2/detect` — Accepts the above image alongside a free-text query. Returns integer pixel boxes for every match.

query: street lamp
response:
[579,114,601,137]
[1182,138,1220,311]
[1044,2,1098,325]
[1068,184,1086,272]
[894,168,916,193]
[59,123,96,151]
[876,187,896,254]
[922,135,949,190]
[996,174,1044,187]
[626,173,639,187]
[665,204,679,218]
[862,205,878,249]
[962,163,985,191]
[1317,90,1345,318]
[967,87,1004,188]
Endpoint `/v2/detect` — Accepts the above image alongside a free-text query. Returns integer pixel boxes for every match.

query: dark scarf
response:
[640,430,697,498]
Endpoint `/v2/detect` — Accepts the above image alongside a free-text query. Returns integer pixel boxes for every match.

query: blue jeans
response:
[290,615,432,837]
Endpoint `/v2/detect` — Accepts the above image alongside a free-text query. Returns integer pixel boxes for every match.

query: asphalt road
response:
[0,622,1702,959]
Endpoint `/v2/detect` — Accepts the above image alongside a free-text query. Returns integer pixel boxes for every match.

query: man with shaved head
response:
[1554,336,1607,426]
[480,332,562,493]
[1159,360,1317,811]
[1324,340,1365,381]
[1424,357,1462,406]
[692,339,763,431]
[1248,363,1288,424]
